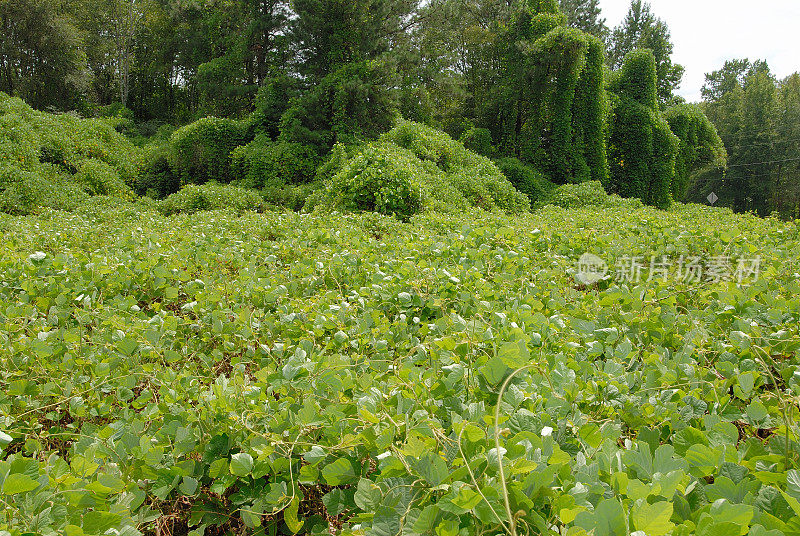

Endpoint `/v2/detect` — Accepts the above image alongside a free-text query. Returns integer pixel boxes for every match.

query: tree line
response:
[1,0,797,215]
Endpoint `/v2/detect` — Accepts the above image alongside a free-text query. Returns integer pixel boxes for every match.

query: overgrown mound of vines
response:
[0,93,141,214]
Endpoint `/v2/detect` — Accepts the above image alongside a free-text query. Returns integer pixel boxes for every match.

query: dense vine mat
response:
[1,201,800,536]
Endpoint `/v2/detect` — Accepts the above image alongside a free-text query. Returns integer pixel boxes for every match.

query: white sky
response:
[598,0,800,102]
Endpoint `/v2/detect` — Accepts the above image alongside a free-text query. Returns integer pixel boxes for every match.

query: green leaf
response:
[709,499,754,527]
[354,478,381,510]
[82,511,122,535]
[632,500,674,536]
[284,496,304,534]
[209,458,228,478]
[230,453,254,477]
[180,476,199,495]
[413,453,448,486]
[1,473,40,495]
[579,423,602,449]
[479,356,508,385]
[451,487,483,511]
[498,339,529,369]
[322,488,351,516]
[787,470,800,497]
[0,432,12,446]
[738,372,755,395]
[575,498,626,536]
[322,458,357,486]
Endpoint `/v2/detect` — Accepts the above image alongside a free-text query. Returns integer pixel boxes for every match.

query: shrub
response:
[231,135,319,189]
[0,92,143,214]
[75,159,134,199]
[167,117,247,185]
[159,183,264,215]
[459,127,496,158]
[326,143,430,219]
[383,119,468,171]
[263,183,321,212]
[135,146,181,199]
[496,157,556,204]
[0,164,87,214]
[546,180,644,209]
[321,122,530,218]
[382,120,530,213]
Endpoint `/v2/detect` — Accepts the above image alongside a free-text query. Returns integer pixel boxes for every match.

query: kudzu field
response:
[2,201,800,536]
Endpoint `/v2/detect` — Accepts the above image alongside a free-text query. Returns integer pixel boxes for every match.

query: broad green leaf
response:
[230,453,254,477]
[284,496,304,534]
[2,473,39,495]
[632,500,674,536]
[354,478,381,510]
[498,339,529,369]
[451,487,483,511]
[322,458,357,486]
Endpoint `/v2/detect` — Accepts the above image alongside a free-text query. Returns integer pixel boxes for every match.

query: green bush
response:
[231,135,319,189]
[74,159,134,199]
[167,117,247,185]
[383,121,529,213]
[546,180,644,209]
[496,157,557,204]
[321,121,530,218]
[326,142,430,219]
[158,183,264,215]
[460,127,496,158]
[383,119,469,171]
[0,93,143,214]
[0,164,88,214]
[135,146,181,198]
[263,183,321,212]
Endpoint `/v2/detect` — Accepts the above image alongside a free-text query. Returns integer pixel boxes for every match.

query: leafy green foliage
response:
[231,135,320,189]
[1,202,799,536]
[459,127,495,158]
[664,103,727,202]
[75,159,135,199]
[608,0,685,106]
[496,157,557,205]
[546,179,644,209]
[607,50,679,209]
[167,117,248,186]
[322,121,529,217]
[0,92,142,214]
[158,182,264,215]
[324,142,429,219]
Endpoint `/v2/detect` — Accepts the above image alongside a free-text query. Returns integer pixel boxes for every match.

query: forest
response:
[1,0,797,217]
[2,1,800,536]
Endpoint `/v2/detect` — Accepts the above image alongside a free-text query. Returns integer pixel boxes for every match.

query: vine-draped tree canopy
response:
[0,0,761,212]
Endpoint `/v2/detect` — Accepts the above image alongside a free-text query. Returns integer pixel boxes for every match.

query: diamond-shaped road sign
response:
[707,192,719,205]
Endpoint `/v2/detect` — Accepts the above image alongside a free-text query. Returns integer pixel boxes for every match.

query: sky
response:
[598,0,800,102]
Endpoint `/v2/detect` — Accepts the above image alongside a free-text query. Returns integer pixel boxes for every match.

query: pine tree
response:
[558,0,608,39]
[608,0,684,107]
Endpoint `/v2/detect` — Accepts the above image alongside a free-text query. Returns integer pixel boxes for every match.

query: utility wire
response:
[725,156,800,169]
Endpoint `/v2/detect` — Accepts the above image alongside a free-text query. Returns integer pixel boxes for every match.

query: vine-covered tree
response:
[664,104,727,202]
[607,49,679,208]
[458,0,609,184]
[608,0,684,107]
